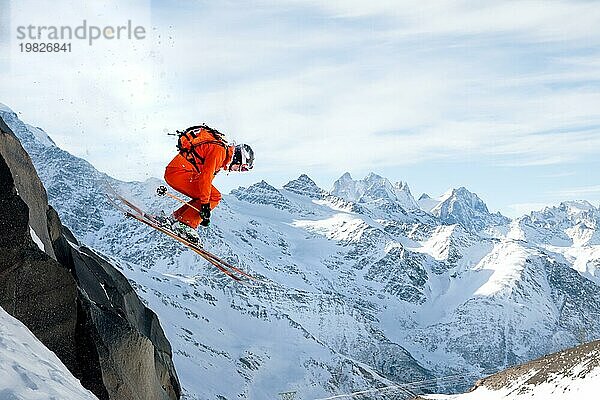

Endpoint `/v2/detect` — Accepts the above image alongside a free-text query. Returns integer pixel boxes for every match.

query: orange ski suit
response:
[164,130,234,229]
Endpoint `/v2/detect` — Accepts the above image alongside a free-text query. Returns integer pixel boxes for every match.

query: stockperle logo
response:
[16,19,146,46]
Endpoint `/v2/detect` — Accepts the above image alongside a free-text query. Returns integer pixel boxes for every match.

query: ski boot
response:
[171,220,200,245]
[153,210,174,228]
[155,212,200,244]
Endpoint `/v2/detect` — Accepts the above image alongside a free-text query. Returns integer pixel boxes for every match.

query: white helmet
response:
[229,144,254,171]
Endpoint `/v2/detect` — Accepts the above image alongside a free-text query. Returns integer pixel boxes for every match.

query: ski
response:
[106,193,244,282]
[153,185,263,281]
[104,187,260,284]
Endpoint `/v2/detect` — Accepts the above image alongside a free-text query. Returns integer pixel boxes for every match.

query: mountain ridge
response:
[417,339,600,399]
[2,103,600,399]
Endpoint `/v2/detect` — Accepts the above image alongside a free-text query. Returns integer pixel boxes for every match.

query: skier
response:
[162,125,254,243]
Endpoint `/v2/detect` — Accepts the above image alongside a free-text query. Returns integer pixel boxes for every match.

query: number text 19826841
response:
[19,43,72,53]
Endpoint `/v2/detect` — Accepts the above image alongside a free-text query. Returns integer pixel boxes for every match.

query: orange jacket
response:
[165,129,234,204]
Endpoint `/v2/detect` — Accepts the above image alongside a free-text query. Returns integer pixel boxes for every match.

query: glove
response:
[199,203,211,224]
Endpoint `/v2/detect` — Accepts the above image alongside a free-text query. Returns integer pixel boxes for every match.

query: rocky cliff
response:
[0,115,180,400]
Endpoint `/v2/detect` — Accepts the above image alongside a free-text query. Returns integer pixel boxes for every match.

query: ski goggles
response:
[228,162,253,172]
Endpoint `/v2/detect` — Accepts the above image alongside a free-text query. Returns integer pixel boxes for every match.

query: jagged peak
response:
[336,171,353,182]
[1,107,56,148]
[283,174,325,199]
[528,200,598,220]
[394,180,408,189]
[559,200,596,213]
[394,180,414,195]
[248,180,279,192]
[430,186,509,231]
[365,171,385,181]
[333,171,391,188]
[453,186,470,195]
[392,180,418,210]
[436,187,488,210]
[231,179,295,211]
[331,171,418,210]
[285,173,316,186]
[522,200,600,238]
[419,193,431,200]
[230,180,279,197]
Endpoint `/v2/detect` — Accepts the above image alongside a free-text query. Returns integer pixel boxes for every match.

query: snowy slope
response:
[3,104,600,399]
[508,201,600,246]
[508,201,600,285]
[422,340,600,400]
[0,306,98,400]
[424,368,600,400]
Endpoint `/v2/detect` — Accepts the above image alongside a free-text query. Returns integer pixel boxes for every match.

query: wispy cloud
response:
[136,0,600,174]
[306,0,600,42]
[1,0,600,202]
[550,185,600,199]
[539,171,576,179]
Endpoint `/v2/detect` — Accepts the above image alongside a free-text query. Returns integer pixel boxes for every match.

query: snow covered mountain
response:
[421,339,600,400]
[283,173,327,199]
[507,201,600,286]
[332,172,420,211]
[419,187,510,232]
[510,200,600,246]
[2,103,600,399]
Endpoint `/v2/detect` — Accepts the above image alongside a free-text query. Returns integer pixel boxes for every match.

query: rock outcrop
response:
[413,339,600,399]
[0,115,180,400]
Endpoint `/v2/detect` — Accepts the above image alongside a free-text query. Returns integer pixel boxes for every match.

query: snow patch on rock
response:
[29,225,45,252]
[0,306,98,400]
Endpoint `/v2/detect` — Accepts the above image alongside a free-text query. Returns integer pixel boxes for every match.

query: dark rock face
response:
[0,116,180,400]
[0,118,79,378]
[544,257,600,341]
[0,117,56,259]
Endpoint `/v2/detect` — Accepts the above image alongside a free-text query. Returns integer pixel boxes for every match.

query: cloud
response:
[1,0,600,193]
[539,171,576,179]
[141,1,600,174]
[550,185,600,199]
[304,0,600,42]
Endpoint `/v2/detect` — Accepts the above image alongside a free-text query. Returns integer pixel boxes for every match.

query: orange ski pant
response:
[164,167,222,229]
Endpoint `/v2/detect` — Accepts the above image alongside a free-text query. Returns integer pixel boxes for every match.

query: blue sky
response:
[1,0,600,216]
